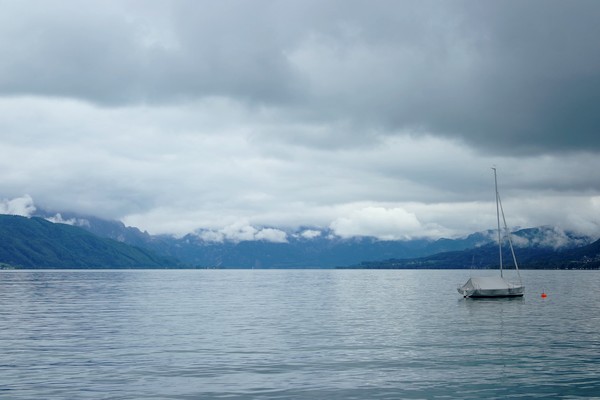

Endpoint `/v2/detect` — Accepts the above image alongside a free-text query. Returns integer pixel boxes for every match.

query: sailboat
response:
[458,168,524,298]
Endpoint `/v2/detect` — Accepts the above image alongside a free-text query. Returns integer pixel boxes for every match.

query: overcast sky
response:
[1,0,600,241]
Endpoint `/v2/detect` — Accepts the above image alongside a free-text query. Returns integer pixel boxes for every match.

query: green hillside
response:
[0,215,179,269]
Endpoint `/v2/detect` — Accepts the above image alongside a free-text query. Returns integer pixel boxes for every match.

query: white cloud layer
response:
[196,221,288,243]
[45,213,90,227]
[1,1,600,240]
[331,206,427,240]
[0,195,36,217]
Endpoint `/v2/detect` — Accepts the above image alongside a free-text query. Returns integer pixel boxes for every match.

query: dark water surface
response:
[1,269,599,399]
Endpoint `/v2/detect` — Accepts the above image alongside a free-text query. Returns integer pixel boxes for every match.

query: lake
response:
[1,269,599,399]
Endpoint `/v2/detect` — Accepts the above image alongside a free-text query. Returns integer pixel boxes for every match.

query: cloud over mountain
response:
[0,195,36,217]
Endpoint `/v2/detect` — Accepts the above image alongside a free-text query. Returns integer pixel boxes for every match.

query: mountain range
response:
[349,235,600,270]
[0,215,178,269]
[0,209,596,269]
[32,209,505,268]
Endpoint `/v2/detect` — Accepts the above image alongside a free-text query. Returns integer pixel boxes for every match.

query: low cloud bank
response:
[0,195,36,217]
[45,213,90,227]
[330,206,451,240]
[196,221,288,243]
[2,196,598,246]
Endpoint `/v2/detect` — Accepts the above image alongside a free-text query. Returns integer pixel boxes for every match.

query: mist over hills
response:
[31,209,495,268]
[18,209,599,269]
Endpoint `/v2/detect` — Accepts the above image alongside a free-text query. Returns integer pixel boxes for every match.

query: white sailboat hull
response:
[458,276,524,298]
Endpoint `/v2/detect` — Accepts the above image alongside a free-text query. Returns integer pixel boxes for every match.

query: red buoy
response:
[541,292,547,298]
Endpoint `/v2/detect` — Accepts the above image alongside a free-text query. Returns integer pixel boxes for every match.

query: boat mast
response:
[497,185,523,284]
[493,167,503,278]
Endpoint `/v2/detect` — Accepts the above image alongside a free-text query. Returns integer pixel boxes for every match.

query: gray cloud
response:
[2,1,600,154]
[1,1,600,239]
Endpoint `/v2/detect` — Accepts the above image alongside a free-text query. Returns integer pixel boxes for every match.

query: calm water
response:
[1,269,599,399]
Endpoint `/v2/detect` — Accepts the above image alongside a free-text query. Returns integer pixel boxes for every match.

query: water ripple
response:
[1,269,599,399]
